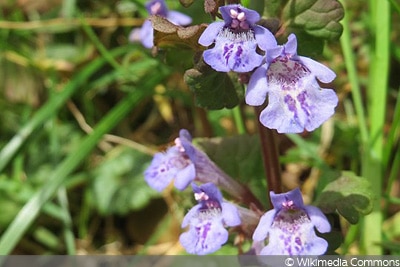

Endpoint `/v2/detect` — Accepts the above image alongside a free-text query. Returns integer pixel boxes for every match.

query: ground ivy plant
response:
[132,0,375,256]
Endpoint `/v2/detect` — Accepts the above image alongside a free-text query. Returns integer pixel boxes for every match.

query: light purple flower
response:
[129,0,192,48]
[252,188,331,255]
[198,4,277,73]
[180,183,241,255]
[246,33,338,133]
[144,129,196,192]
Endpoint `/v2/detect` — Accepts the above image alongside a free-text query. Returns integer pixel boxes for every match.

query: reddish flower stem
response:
[254,106,282,201]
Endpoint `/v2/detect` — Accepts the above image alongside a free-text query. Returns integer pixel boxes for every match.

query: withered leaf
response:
[149,15,207,51]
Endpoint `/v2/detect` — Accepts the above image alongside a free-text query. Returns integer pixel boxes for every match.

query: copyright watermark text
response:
[282,257,400,267]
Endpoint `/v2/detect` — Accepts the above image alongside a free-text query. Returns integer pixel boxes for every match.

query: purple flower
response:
[179,183,241,255]
[144,129,256,205]
[144,129,196,192]
[245,34,338,133]
[252,188,331,255]
[129,0,192,48]
[198,4,277,73]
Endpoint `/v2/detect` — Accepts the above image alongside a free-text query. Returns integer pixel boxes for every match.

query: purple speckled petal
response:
[254,25,277,52]
[299,56,336,83]
[254,188,331,255]
[221,202,241,227]
[266,46,284,63]
[144,150,176,192]
[302,236,329,255]
[252,209,275,241]
[202,30,263,72]
[304,206,331,233]
[198,22,225,47]
[140,20,154,48]
[144,145,193,191]
[245,63,270,105]
[259,94,306,133]
[167,10,192,26]
[257,56,337,133]
[180,217,228,255]
[301,80,338,132]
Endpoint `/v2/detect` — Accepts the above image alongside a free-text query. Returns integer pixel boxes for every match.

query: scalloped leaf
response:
[315,171,374,224]
[150,15,207,51]
[184,66,240,110]
[282,0,344,40]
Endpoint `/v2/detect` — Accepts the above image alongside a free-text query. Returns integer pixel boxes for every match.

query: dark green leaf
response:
[315,171,374,224]
[184,65,240,110]
[282,0,344,40]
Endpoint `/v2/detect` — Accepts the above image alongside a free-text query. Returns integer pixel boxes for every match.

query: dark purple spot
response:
[284,95,297,112]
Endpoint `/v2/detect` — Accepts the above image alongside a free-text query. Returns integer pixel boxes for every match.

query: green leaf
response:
[150,16,207,51]
[195,134,268,206]
[91,147,158,215]
[282,0,344,40]
[315,171,374,224]
[184,66,240,110]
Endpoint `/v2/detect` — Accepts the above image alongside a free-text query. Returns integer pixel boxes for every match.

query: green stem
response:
[232,105,246,134]
[361,0,390,255]
[339,0,369,144]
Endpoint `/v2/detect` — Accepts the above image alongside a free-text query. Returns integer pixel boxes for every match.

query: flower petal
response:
[181,204,201,228]
[167,10,192,26]
[174,163,195,190]
[304,206,331,233]
[144,151,176,192]
[252,210,275,241]
[301,235,329,255]
[179,218,228,255]
[259,73,337,133]
[299,56,336,83]
[198,22,225,47]
[270,188,304,210]
[283,33,298,55]
[301,81,338,132]
[219,4,260,25]
[140,20,154,48]
[221,202,241,227]
[254,25,277,52]
[202,33,263,72]
[245,63,270,105]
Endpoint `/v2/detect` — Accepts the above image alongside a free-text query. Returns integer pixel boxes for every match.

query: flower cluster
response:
[199,5,338,133]
[140,1,335,257]
[143,129,331,256]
